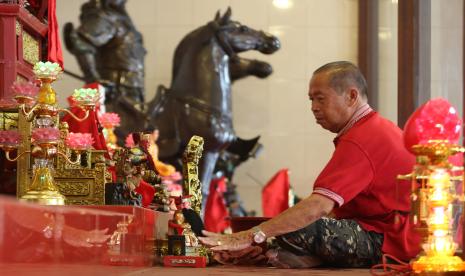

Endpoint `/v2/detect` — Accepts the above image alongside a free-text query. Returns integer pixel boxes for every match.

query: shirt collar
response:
[334,103,373,142]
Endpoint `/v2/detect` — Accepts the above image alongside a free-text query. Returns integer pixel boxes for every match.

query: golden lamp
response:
[399,98,465,273]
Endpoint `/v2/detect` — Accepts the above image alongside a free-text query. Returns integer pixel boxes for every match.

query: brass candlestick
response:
[0,62,95,205]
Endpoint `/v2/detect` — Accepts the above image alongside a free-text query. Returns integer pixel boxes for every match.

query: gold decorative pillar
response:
[182,136,204,216]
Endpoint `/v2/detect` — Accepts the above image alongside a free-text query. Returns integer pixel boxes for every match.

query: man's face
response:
[308,72,353,133]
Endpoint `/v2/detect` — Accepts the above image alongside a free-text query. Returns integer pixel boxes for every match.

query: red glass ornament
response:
[403,98,462,152]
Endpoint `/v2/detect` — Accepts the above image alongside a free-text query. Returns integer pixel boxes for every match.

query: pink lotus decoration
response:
[66,132,94,150]
[0,130,22,146]
[125,134,135,148]
[99,112,121,128]
[32,127,60,143]
[11,81,39,98]
[404,98,462,152]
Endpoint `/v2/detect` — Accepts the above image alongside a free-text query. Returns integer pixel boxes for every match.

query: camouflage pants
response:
[274,217,384,268]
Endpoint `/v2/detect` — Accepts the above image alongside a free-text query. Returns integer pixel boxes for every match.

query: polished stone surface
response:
[0,264,371,276]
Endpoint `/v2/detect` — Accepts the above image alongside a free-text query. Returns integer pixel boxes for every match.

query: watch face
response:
[253,231,266,244]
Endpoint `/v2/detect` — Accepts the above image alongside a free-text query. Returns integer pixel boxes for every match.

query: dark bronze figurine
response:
[63,0,147,139]
[146,8,280,207]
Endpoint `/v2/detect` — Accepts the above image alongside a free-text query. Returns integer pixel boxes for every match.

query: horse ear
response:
[219,6,232,25]
[214,10,220,21]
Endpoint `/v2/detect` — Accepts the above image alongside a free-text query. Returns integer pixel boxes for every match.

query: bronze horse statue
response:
[146,8,280,206]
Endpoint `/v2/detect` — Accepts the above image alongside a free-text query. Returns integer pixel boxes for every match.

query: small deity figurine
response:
[124,132,164,186]
[142,128,176,177]
[168,209,199,247]
[99,112,121,157]
[112,137,162,207]
[151,183,171,212]
[123,147,147,187]
[170,195,204,237]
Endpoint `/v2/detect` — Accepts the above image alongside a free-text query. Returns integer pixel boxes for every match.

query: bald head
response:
[313,61,368,102]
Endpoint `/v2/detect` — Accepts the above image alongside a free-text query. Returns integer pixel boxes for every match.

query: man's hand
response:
[213,246,267,266]
[198,230,253,251]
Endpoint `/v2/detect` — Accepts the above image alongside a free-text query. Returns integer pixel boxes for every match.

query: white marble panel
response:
[378,0,398,29]
[264,134,306,193]
[429,0,463,128]
[268,79,313,135]
[266,26,308,80]
[431,27,463,82]
[235,185,263,215]
[230,0,269,27]
[193,0,231,26]
[254,133,306,185]
[378,23,397,68]
[56,0,86,26]
[300,131,335,194]
[126,0,157,26]
[269,0,308,27]
[377,80,398,124]
[307,27,358,77]
[431,0,463,28]
[307,0,358,28]
[232,78,271,134]
[377,0,398,125]
[155,0,194,26]
[431,81,463,113]
[235,130,334,202]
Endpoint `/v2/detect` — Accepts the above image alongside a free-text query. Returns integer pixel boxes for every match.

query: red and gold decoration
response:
[0,61,97,205]
[399,98,465,273]
[0,0,49,109]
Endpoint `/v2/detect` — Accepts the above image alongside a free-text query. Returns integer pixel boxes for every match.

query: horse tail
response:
[146,84,170,118]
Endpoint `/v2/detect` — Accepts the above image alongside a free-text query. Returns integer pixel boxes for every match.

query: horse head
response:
[212,7,280,58]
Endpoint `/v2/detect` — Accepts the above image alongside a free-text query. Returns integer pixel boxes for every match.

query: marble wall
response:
[55,0,358,215]
[377,0,398,124]
[431,0,463,119]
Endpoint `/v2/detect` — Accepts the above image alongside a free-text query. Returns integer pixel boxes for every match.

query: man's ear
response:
[346,88,359,106]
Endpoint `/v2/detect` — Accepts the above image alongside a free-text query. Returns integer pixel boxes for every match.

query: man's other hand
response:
[213,246,267,265]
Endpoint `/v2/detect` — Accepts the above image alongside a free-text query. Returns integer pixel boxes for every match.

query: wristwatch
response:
[251,226,267,244]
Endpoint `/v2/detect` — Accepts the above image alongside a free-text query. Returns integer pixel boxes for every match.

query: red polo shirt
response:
[313,112,421,261]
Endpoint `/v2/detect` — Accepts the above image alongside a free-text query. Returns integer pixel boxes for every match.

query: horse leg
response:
[199,150,220,214]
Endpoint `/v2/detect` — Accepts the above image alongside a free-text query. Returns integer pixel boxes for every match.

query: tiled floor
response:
[1,264,371,276]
